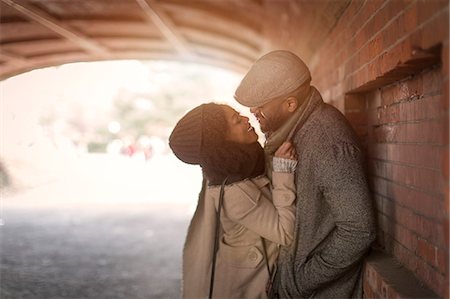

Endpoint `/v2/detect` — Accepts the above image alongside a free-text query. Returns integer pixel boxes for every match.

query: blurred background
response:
[0,60,261,299]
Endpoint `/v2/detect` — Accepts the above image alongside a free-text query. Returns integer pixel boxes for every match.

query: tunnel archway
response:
[0,0,350,79]
[1,1,449,298]
[1,59,246,298]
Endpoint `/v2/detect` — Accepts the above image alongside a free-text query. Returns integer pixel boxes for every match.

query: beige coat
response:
[183,173,296,299]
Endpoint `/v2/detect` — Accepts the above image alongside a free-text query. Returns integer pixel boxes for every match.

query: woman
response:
[169,103,297,299]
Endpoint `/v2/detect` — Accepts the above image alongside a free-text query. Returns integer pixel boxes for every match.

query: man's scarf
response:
[264,86,322,178]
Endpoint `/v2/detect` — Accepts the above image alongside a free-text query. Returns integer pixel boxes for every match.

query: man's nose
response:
[249,107,259,114]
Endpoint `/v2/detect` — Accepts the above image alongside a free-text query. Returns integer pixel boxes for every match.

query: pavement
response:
[0,154,202,299]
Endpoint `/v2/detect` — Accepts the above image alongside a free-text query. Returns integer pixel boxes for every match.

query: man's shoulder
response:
[312,102,349,127]
[293,102,360,149]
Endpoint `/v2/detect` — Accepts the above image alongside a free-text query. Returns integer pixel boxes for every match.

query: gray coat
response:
[273,93,376,298]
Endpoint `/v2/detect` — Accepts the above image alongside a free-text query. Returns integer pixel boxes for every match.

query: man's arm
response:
[294,141,376,296]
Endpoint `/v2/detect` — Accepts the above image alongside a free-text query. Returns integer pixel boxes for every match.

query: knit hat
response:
[169,105,204,165]
[234,50,311,107]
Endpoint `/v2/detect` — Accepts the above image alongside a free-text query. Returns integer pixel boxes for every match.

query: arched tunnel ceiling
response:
[0,0,350,80]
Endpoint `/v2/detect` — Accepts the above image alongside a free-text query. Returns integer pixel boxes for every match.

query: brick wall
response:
[308,0,449,298]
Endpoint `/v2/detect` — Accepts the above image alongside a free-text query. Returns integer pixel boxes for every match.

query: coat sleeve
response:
[293,142,376,296]
[222,173,296,246]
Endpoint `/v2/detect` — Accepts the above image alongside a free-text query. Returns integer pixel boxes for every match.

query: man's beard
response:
[259,110,285,137]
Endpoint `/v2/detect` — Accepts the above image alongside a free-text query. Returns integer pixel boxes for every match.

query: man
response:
[234,50,376,298]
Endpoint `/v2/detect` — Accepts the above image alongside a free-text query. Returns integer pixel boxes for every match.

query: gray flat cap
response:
[234,50,311,107]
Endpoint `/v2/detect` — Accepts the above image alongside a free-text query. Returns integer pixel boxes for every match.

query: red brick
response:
[354,125,368,140]
[383,230,395,252]
[443,146,449,181]
[414,216,447,247]
[329,9,349,42]
[381,84,396,106]
[409,72,425,96]
[417,167,441,194]
[444,218,449,248]
[407,120,445,144]
[381,42,403,76]
[383,103,401,123]
[435,247,448,274]
[422,68,442,95]
[344,56,356,79]
[366,89,381,109]
[418,95,442,121]
[376,0,408,36]
[418,238,437,265]
[390,183,444,220]
[370,159,389,179]
[377,211,390,233]
[442,43,449,79]
[393,204,416,228]
[394,13,407,43]
[376,228,386,248]
[417,0,449,26]
[421,10,449,50]
[373,194,384,213]
[392,239,419,272]
[393,224,418,252]
[341,0,366,26]
[345,94,367,111]
[363,274,374,298]
[354,26,367,52]
[380,279,389,298]
[347,111,369,127]
[359,0,387,33]
[366,264,378,292]
[442,113,449,146]
[442,79,449,109]
[368,143,387,160]
[399,37,414,65]
[394,143,441,169]
[416,258,447,297]
[402,1,419,36]
[381,19,401,55]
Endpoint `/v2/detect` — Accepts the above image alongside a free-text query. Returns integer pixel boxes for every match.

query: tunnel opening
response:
[0,59,259,298]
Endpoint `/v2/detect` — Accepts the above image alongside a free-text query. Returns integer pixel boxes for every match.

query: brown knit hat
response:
[169,105,204,164]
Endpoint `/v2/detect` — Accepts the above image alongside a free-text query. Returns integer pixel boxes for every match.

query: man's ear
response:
[285,96,299,112]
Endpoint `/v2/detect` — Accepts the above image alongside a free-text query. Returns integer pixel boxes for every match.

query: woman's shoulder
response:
[206,175,270,205]
[207,175,270,218]
[207,175,270,191]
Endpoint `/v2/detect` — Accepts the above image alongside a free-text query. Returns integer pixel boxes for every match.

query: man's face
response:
[249,97,290,137]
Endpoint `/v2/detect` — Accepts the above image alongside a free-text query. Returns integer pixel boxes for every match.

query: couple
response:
[169,50,375,299]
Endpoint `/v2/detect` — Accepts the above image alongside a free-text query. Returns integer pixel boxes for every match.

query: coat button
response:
[248,251,258,261]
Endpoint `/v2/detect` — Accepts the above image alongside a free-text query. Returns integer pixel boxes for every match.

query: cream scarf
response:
[264,86,322,178]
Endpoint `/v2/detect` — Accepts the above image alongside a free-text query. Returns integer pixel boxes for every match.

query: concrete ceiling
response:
[0,0,350,80]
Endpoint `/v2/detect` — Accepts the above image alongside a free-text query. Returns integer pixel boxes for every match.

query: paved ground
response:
[1,204,190,299]
[0,154,201,299]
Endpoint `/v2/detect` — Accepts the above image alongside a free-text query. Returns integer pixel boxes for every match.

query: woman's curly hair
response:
[200,103,265,185]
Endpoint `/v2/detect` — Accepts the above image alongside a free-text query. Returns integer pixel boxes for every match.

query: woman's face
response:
[221,105,258,144]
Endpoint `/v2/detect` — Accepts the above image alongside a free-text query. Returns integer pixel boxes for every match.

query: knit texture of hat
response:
[169,105,204,165]
[234,50,311,107]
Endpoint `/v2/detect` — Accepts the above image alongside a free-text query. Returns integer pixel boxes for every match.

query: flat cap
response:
[234,50,311,107]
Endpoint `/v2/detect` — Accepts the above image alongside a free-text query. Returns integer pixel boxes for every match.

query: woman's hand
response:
[274,141,297,160]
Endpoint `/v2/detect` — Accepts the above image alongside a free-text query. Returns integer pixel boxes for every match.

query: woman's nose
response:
[249,107,258,114]
[241,115,249,123]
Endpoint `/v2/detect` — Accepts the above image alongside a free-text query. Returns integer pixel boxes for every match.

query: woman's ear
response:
[285,96,299,112]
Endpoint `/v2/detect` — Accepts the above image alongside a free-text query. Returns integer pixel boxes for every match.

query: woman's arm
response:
[222,142,298,245]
